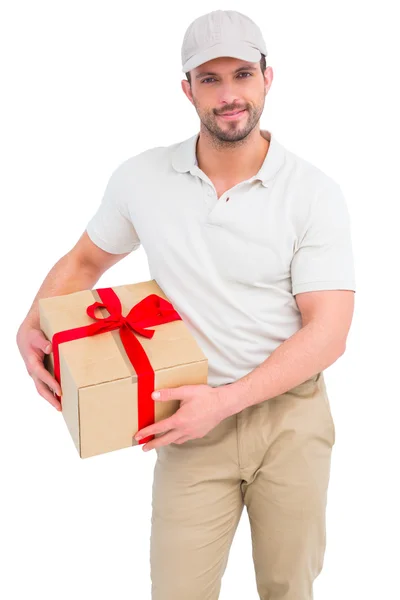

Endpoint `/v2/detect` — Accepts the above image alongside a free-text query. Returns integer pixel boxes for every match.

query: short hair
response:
[185,53,267,86]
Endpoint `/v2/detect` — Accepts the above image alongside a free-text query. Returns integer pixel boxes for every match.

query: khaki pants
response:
[150,372,335,600]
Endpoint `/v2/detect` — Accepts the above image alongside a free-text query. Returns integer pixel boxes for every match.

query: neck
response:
[195,126,270,182]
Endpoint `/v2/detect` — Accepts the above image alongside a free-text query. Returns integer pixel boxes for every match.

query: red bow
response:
[51,288,182,445]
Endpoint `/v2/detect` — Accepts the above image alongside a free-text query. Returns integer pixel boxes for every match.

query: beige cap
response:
[181,10,268,73]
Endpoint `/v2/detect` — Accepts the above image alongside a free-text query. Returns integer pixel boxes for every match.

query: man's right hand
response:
[16,325,62,412]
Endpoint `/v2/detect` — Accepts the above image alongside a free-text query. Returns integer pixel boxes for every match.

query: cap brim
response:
[182,42,262,73]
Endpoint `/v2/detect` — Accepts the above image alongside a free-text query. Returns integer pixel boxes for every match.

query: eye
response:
[200,72,253,84]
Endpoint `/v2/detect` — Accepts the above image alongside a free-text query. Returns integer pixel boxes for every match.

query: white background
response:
[2,1,399,599]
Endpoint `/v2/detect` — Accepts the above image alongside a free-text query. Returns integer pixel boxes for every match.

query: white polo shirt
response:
[86,129,356,387]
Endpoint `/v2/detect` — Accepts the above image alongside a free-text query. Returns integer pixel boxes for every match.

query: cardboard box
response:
[39,279,208,459]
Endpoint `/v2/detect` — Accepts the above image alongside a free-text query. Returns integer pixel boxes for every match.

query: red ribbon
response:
[51,288,182,445]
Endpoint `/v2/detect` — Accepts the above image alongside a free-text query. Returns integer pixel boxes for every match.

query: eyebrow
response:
[195,65,258,79]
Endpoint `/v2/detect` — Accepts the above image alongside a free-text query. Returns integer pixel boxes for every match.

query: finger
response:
[32,330,52,354]
[135,416,177,441]
[143,429,180,451]
[30,361,62,396]
[172,435,191,445]
[152,385,192,402]
[33,377,62,411]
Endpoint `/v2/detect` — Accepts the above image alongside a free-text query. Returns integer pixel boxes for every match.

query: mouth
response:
[217,109,247,120]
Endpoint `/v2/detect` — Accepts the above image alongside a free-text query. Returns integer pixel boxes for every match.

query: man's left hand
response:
[134,384,232,452]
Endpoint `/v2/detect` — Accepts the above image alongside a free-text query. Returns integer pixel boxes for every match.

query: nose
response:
[216,85,244,112]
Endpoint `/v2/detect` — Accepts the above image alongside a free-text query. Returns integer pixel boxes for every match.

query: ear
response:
[181,79,194,106]
[264,65,273,94]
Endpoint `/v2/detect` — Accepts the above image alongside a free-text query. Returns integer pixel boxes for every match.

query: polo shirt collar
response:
[171,129,285,187]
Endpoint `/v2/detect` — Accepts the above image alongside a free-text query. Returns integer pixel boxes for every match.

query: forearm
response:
[219,321,345,416]
[18,253,103,332]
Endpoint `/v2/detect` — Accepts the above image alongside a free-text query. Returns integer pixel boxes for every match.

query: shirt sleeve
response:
[291,180,356,295]
[85,161,141,254]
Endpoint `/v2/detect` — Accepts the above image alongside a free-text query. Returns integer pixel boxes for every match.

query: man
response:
[16,9,356,600]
